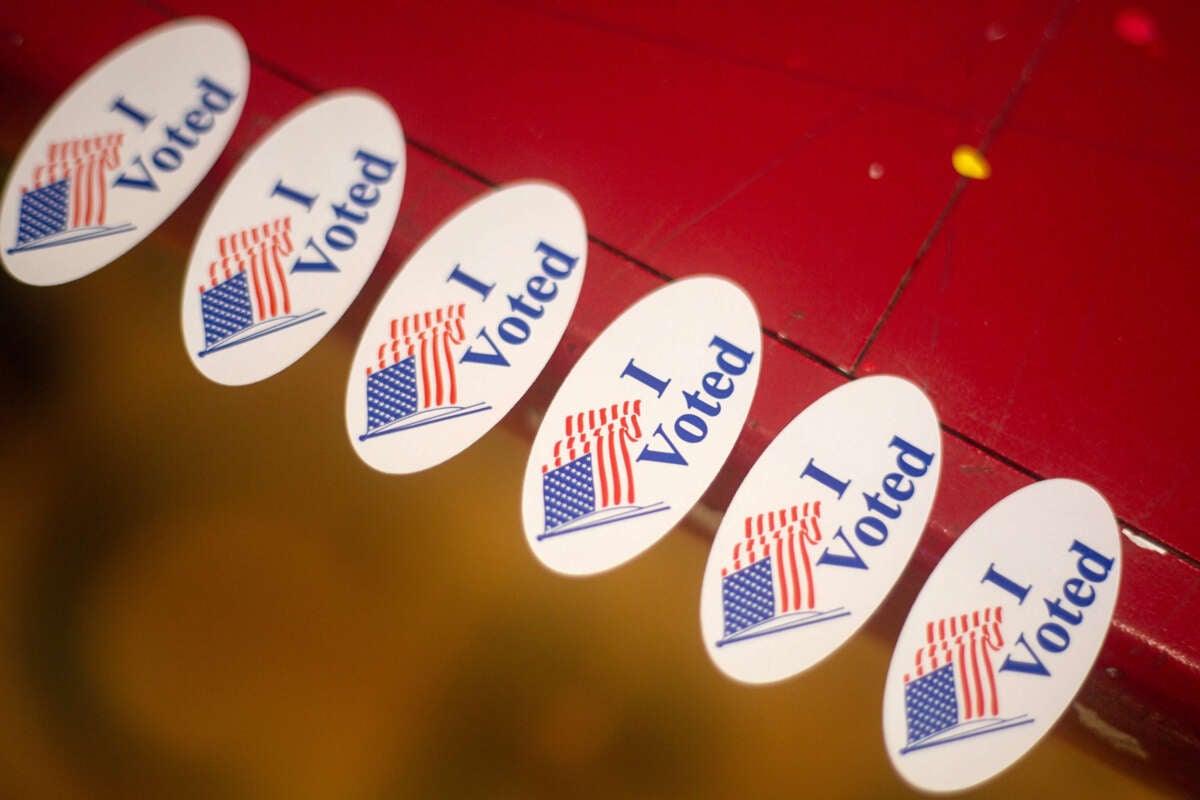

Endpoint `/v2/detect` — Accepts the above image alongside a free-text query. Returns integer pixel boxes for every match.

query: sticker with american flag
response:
[195,216,325,356]
[347,182,586,475]
[883,479,1121,793]
[701,376,941,685]
[359,303,490,439]
[538,400,668,539]
[1,19,248,286]
[182,90,404,386]
[523,276,761,577]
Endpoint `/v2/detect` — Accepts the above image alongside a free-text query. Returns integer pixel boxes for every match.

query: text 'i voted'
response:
[882,479,1121,793]
[701,376,941,684]
[182,91,404,385]
[2,18,248,285]
[347,182,587,474]
[523,276,761,576]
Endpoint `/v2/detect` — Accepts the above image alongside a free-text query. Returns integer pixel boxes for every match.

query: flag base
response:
[537,502,671,541]
[359,401,492,440]
[198,308,326,356]
[7,222,135,254]
[716,606,851,647]
[900,714,1034,754]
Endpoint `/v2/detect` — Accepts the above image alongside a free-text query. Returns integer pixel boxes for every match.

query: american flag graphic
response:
[717,503,834,642]
[197,217,296,348]
[724,503,823,612]
[902,607,1013,749]
[362,304,469,434]
[541,401,645,532]
[14,134,125,247]
[369,304,467,409]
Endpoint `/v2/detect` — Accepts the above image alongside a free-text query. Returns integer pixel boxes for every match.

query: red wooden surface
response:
[2,0,1198,791]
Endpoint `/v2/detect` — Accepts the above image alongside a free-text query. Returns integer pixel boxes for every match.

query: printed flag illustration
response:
[538,400,669,540]
[359,303,490,439]
[196,216,324,355]
[716,502,849,646]
[900,606,1033,753]
[9,134,134,253]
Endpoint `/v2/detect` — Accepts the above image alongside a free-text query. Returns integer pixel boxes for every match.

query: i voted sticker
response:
[701,375,941,684]
[1,18,248,286]
[883,479,1121,793]
[182,91,404,385]
[347,182,586,473]
[522,276,761,576]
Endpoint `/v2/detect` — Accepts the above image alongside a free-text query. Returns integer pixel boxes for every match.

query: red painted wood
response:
[860,125,1198,549]
[160,0,881,358]
[507,0,1056,118]
[0,2,161,94]
[646,97,967,368]
[1011,0,1200,166]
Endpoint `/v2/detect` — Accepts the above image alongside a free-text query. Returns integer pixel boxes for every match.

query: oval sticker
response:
[346,182,586,473]
[522,276,761,576]
[181,91,404,385]
[1,18,248,286]
[882,479,1121,793]
[701,375,941,683]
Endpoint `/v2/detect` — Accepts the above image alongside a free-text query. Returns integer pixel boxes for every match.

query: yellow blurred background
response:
[0,139,1184,797]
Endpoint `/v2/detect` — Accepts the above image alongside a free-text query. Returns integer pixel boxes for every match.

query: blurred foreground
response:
[0,218,1180,798]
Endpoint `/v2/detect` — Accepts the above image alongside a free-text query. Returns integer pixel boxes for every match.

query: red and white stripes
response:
[904,606,1005,720]
[722,502,823,613]
[200,217,295,321]
[368,304,467,409]
[542,400,644,508]
[24,133,124,228]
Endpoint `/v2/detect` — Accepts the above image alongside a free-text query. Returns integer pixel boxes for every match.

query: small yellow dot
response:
[952,145,991,180]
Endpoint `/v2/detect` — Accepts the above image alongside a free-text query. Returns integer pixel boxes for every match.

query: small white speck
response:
[985,23,1007,42]
[1074,704,1148,760]
[868,162,885,180]
[1121,526,1168,555]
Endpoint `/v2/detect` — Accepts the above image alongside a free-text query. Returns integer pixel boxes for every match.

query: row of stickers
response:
[0,18,1122,795]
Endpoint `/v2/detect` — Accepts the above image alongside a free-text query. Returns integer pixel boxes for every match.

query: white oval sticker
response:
[181,91,404,385]
[522,276,761,576]
[882,479,1121,793]
[701,375,941,684]
[346,182,586,473]
[1,18,248,286]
